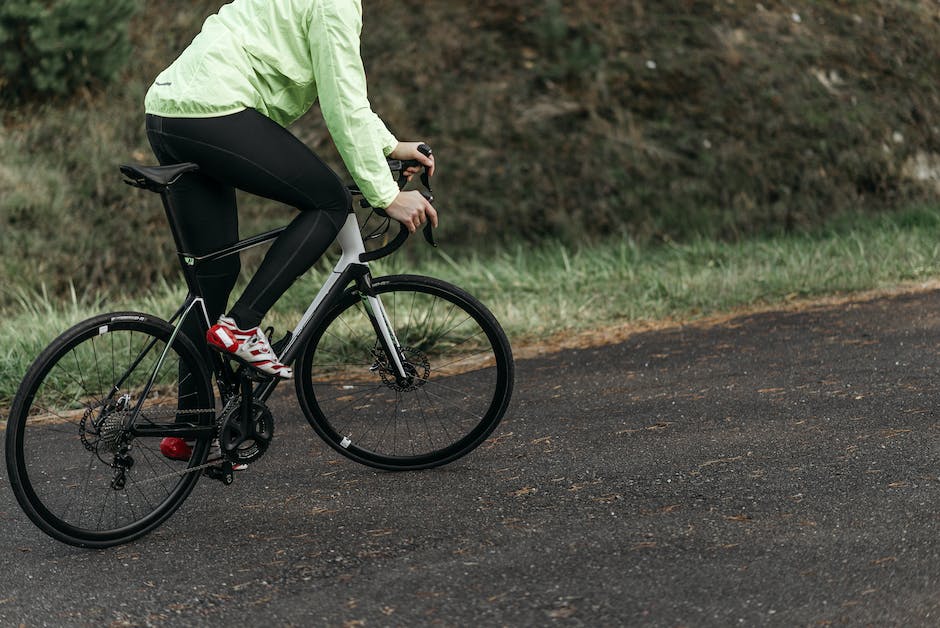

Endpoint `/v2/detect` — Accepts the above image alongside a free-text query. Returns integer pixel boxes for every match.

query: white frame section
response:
[278,214,408,378]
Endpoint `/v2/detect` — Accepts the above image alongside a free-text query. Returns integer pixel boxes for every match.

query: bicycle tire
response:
[5,312,215,548]
[295,275,514,470]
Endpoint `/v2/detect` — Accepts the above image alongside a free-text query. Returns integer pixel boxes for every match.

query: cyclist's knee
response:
[328,186,352,225]
[318,186,352,231]
[300,181,351,219]
[338,184,353,212]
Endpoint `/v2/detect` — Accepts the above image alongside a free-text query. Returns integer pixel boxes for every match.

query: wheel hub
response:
[373,346,430,392]
[80,394,134,463]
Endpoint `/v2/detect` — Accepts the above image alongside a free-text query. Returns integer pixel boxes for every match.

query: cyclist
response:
[144,0,436,461]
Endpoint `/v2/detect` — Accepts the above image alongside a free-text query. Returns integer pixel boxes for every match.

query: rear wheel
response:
[5,312,215,548]
[295,275,514,470]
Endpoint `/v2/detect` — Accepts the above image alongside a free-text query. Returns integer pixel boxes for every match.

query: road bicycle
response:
[5,146,514,548]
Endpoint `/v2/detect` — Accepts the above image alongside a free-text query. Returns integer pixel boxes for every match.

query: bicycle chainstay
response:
[87,404,226,486]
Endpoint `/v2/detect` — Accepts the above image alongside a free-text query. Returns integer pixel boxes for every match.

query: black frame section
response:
[126,152,435,425]
[153,182,384,406]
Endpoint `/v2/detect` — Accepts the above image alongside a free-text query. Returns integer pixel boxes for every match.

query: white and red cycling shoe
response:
[206,315,292,379]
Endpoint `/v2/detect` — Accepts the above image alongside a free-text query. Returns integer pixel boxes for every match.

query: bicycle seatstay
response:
[164,290,240,396]
[129,296,211,419]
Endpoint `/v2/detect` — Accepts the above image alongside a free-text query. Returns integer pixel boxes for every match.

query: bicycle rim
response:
[296,275,514,470]
[5,312,214,548]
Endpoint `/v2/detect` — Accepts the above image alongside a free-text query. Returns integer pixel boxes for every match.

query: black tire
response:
[5,312,215,548]
[295,275,514,470]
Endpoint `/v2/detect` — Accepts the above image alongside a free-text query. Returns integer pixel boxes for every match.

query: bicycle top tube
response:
[119,144,437,266]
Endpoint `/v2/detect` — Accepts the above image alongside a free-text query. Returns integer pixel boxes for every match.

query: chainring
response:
[218,398,274,465]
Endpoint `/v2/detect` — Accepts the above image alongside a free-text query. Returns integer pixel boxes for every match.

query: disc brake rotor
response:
[373,346,431,392]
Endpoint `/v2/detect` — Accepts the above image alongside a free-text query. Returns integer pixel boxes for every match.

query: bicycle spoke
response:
[298,277,512,470]
[8,315,215,546]
[50,358,101,409]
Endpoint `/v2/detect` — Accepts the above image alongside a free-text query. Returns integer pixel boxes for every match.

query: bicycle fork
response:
[357,275,410,383]
[268,213,412,391]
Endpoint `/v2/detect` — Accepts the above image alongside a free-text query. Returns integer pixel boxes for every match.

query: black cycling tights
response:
[146,109,351,336]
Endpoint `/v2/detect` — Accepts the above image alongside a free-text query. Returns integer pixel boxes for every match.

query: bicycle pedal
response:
[245,369,274,383]
[231,363,275,383]
[271,331,293,355]
[204,463,235,485]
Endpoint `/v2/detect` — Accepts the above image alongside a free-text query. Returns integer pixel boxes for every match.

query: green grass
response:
[4,203,940,407]
[4,1,940,303]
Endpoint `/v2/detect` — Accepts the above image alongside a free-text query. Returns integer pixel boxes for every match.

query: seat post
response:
[158,187,203,298]
[119,162,204,297]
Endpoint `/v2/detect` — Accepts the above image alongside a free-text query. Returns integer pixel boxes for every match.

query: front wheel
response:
[295,275,514,470]
[5,312,215,548]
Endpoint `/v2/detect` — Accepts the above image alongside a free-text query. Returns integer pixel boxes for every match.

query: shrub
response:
[0,0,138,103]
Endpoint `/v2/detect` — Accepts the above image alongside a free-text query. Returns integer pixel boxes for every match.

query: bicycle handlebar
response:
[358,143,436,263]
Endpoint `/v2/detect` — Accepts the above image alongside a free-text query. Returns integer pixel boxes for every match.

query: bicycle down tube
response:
[253,212,410,402]
[151,208,408,409]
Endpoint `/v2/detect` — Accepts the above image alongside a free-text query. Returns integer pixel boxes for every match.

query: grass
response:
[4,203,940,408]
[4,2,940,304]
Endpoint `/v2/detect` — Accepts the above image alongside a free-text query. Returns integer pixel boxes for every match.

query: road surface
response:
[2,290,940,626]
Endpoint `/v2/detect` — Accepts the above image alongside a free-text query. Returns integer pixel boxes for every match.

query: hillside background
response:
[2,0,940,303]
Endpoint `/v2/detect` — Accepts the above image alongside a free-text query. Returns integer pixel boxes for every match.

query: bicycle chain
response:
[80,405,226,486]
[87,392,269,486]
[80,406,212,453]
[143,404,230,485]
[120,396,251,486]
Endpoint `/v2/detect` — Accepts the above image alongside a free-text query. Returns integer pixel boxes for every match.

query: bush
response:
[0,0,137,103]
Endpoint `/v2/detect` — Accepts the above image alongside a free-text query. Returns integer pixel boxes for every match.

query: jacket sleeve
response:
[310,0,399,208]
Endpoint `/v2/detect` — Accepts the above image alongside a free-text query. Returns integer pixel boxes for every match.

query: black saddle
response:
[120,163,199,192]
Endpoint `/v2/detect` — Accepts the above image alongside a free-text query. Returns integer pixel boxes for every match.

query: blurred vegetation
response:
[2,0,940,305]
[0,0,137,103]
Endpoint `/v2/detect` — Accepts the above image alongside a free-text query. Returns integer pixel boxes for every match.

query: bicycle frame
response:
[113,158,427,439]
[3,148,514,548]
[160,210,408,410]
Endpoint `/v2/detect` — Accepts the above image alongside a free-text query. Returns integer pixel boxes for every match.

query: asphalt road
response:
[3,290,940,627]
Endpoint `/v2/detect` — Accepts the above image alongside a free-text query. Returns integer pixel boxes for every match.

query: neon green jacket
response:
[144,0,399,208]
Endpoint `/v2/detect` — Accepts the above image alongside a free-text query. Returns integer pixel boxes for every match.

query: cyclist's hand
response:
[384,190,438,233]
[390,141,435,179]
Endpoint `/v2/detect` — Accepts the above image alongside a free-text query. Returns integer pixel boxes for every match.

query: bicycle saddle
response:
[120,162,199,191]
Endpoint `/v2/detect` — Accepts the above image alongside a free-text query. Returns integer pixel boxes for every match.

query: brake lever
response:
[420,190,437,248]
[415,144,436,247]
[390,144,436,246]
[417,143,433,190]
[397,147,433,187]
